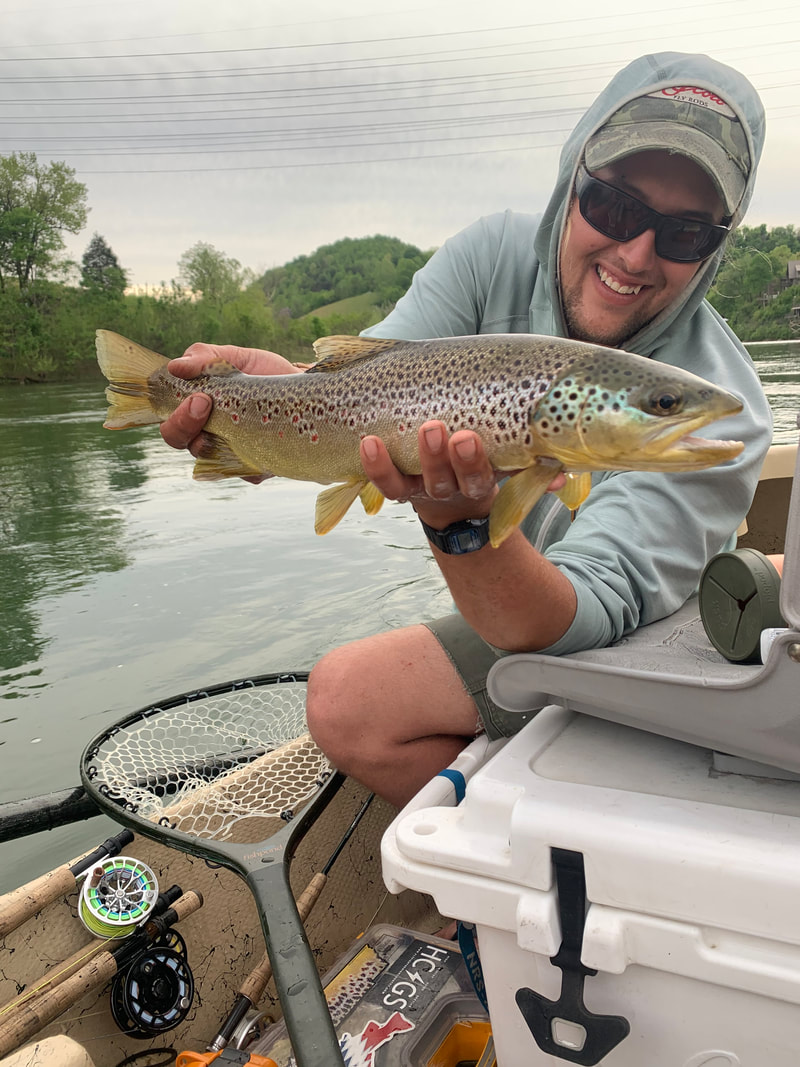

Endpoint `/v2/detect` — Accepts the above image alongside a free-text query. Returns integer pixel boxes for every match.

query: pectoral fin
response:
[359,482,385,516]
[192,432,263,481]
[489,462,564,547]
[315,479,368,534]
[555,472,592,511]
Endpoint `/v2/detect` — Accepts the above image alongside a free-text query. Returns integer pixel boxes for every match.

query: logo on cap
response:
[648,87,736,119]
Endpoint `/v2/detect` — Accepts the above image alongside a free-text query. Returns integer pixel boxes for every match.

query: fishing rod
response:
[0,884,184,1020]
[0,890,203,1059]
[0,826,134,939]
[208,791,375,1051]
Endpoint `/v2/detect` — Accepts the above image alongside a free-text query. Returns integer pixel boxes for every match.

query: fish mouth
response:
[649,431,744,468]
[537,402,745,472]
[635,403,744,467]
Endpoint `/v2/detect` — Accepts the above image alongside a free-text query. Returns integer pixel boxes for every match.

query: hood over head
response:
[532,52,766,354]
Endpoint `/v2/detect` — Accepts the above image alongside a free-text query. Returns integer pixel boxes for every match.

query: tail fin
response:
[96,330,169,429]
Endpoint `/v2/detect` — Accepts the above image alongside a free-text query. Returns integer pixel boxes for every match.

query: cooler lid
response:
[390,706,800,944]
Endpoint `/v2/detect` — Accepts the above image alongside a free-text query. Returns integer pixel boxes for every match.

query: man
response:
[162,53,771,809]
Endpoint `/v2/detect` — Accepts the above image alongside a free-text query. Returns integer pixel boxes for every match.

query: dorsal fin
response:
[309,335,402,373]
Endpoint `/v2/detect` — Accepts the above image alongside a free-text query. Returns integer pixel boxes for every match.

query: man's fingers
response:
[360,436,422,501]
[419,423,458,499]
[447,429,496,500]
[166,355,210,380]
[167,344,298,380]
[159,394,212,450]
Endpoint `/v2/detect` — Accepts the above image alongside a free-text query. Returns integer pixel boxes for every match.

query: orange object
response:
[176,1051,278,1067]
[428,1019,493,1066]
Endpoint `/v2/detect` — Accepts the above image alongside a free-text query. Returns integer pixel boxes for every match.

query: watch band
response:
[419,516,491,555]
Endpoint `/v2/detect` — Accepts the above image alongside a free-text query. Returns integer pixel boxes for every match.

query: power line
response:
[5,0,787,62]
[74,139,568,175]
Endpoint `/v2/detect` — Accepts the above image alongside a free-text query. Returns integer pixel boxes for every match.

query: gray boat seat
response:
[488,432,800,776]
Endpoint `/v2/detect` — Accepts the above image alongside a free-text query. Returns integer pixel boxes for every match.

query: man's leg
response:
[306,623,484,809]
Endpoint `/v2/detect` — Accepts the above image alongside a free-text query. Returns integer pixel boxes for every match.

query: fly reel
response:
[79,856,159,939]
[111,945,195,1038]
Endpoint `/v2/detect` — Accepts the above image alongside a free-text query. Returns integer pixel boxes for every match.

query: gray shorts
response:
[423,613,538,740]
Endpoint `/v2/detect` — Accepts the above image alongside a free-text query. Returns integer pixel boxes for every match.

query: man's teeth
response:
[597,267,642,295]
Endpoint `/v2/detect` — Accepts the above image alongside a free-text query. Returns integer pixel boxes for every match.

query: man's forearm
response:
[428,527,577,652]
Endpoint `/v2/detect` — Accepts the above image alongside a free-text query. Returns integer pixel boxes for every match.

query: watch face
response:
[449,525,488,554]
[421,516,490,554]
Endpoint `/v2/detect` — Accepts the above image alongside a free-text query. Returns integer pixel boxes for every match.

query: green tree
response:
[262,235,433,317]
[81,232,127,296]
[177,242,247,305]
[0,152,88,290]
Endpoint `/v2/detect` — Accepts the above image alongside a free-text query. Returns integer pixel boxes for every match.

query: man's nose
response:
[617,228,658,272]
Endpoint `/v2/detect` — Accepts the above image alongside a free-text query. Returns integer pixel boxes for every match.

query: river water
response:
[1,341,798,889]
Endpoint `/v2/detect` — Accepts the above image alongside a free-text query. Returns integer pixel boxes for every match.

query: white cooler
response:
[382,706,800,1066]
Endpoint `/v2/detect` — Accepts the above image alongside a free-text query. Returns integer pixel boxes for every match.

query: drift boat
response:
[0,440,796,1067]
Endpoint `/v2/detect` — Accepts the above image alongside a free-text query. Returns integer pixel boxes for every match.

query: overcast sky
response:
[3,0,798,287]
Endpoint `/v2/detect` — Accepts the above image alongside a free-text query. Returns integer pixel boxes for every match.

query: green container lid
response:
[699,548,785,663]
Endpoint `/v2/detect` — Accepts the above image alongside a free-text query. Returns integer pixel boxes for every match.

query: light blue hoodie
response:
[363,52,772,655]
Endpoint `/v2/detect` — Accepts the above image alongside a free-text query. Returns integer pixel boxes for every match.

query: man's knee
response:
[305,644,362,756]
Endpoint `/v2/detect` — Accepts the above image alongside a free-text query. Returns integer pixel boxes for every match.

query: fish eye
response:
[645,390,684,417]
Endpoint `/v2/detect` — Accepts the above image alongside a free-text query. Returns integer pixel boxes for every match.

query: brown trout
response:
[96,330,744,547]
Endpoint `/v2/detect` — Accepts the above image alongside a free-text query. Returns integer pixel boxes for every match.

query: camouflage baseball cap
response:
[584,86,751,216]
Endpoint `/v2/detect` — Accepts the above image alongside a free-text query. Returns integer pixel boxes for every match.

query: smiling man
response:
[559,151,727,346]
[161,53,772,808]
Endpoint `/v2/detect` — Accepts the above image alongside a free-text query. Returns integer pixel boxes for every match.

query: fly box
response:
[252,924,490,1067]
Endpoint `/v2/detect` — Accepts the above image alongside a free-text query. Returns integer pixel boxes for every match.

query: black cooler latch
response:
[515,847,630,1064]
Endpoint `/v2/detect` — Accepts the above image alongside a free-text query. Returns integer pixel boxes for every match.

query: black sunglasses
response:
[575,166,730,263]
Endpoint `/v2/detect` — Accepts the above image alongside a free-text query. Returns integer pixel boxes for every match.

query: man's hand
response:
[360,420,566,529]
[159,343,297,456]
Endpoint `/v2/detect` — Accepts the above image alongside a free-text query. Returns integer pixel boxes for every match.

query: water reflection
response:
[745,340,800,444]
[0,385,139,676]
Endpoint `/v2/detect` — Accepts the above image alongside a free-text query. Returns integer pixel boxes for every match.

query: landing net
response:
[83,675,331,845]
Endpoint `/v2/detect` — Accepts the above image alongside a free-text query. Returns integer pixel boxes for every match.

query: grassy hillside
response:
[304,291,380,319]
[258,235,432,318]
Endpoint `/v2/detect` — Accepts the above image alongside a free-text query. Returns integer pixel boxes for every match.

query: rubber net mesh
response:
[85,681,331,844]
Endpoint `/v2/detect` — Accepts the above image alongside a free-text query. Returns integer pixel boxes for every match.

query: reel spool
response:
[111,946,195,1038]
[79,856,159,939]
[152,927,188,957]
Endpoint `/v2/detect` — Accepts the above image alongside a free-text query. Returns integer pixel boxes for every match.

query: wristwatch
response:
[419,516,491,555]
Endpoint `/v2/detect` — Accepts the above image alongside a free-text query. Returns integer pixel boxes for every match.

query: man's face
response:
[558,149,726,348]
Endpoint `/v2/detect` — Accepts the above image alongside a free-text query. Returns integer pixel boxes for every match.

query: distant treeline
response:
[0,235,434,381]
[1,222,799,382]
[707,223,800,341]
